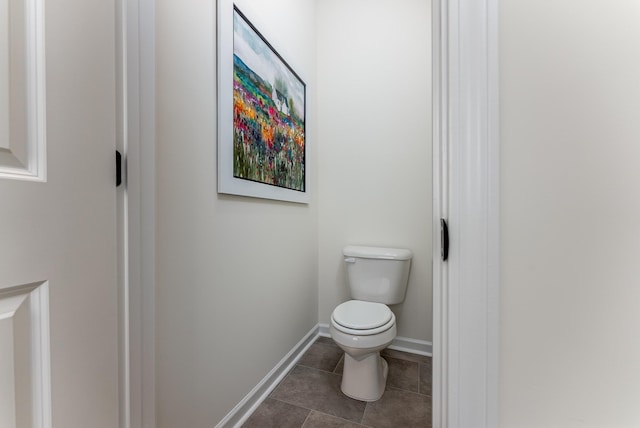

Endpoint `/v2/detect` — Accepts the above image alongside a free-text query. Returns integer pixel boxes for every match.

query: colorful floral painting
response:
[232,7,306,192]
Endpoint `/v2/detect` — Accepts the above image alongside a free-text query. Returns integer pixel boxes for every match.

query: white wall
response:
[155,0,318,425]
[316,0,432,341]
[500,1,640,426]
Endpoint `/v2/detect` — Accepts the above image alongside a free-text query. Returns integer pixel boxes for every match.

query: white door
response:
[0,0,119,426]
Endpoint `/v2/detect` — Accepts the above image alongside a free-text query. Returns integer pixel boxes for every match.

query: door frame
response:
[117,0,156,427]
[432,0,500,426]
[120,0,500,426]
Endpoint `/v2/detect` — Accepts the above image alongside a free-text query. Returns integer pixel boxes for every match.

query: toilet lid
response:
[332,300,393,330]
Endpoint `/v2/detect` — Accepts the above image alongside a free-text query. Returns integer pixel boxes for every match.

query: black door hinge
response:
[116,150,122,187]
[441,218,449,261]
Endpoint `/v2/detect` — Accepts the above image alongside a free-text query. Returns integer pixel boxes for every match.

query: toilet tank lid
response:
[343,245,413,260]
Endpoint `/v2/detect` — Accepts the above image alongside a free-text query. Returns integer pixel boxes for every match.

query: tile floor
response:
[242,336,432,427]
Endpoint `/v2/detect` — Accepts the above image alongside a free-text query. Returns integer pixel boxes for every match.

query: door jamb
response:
[432,0,500,427]
[117,0,156,427]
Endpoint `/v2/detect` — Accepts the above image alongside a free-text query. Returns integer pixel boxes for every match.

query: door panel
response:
[0,0,118,426]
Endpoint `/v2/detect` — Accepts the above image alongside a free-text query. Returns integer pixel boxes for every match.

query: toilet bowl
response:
[330,300,397,401]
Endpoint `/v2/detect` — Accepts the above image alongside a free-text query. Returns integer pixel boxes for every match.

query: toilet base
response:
[340,351,389,402]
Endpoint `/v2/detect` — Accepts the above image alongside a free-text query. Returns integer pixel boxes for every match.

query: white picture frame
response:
[217,0,309,204]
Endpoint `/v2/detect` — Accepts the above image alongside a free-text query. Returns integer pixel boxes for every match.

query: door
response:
[0,0,119,426]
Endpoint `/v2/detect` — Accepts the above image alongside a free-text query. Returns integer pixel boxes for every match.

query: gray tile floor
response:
[243,336,432,427]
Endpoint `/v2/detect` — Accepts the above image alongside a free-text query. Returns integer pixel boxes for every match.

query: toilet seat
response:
[331,300,395,336]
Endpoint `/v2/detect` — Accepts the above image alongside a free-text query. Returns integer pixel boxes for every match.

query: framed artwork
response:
[217,1,309,203]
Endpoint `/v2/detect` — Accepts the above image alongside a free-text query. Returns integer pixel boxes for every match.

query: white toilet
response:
[329,245,412,402]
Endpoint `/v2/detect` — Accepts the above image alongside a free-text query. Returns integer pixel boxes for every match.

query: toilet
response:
[329,245,412,402]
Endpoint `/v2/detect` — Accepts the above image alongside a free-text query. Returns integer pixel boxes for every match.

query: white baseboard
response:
[388,336,433,356]
[215,324,320,428]
[218,323,432,427]
[318,323,432,356]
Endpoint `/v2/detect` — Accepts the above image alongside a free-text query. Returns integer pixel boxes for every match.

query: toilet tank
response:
[343,245,412,305]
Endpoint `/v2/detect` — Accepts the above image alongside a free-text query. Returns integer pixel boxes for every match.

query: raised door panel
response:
[0,283,48,428]
[0,0,44,181]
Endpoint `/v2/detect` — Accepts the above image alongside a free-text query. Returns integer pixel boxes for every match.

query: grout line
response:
[296,364,342,376]
[333,355,344,374]
[387,386,433,398]
[361,399,370,426]
[269,396,316,415]
[299,408,312,428]
[296,363,340,374]
[311,410,368,427]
